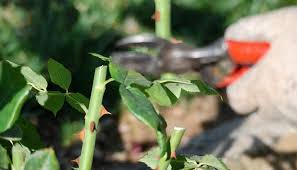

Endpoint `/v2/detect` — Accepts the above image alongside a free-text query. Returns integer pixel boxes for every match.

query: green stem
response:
[79,66,107,170]
[158,154,171,170]
[170,127,185,153]
[154,0,171,39]
[158,127,186,170]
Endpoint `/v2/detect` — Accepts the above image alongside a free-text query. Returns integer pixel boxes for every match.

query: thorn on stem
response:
[152,10,160,21]
[100,106,111,117]
[76,129,85,142]
[170,151,176,159]
[71,157,80,165]
[170,38,183,44]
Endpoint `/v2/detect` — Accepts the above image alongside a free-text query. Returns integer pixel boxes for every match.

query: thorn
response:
[75,129,85,142]
[170,38,183,44]
[100,106,111,117]
[71,157,80,165]
[151,10,160,22]
[170,151,176,159]
[90,121,96,133]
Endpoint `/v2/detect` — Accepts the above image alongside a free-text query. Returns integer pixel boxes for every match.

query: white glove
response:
[225,7,297,123]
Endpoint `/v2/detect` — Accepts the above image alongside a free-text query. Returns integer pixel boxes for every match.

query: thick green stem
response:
[170,127,185,153]
[79,66,107,170]
[158,127,186,170]
[154,0,171,39]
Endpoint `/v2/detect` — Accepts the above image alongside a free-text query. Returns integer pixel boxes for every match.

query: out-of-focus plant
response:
[0,53,225,169]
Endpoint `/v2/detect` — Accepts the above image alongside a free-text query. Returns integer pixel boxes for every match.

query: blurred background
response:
[1,0,297,169]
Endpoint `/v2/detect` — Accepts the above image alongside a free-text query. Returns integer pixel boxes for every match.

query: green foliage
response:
[109,62,128,84]
[119,85,166,131]
[20,66,47,92]
[95,54,223,169]
[48,59,72,91]
[35,92,65,115]
[0,85,31,133]
[65,93,89,113]
[0,126,22,142]
[11,143,30,170]
[0,61,31,133]
[141,148,229,170]
[146,82,174,106]
[23,149,60,170]
[16,118,44,150]
[139,147,160,169]
[0,144,10,170]
[1,143,59,170]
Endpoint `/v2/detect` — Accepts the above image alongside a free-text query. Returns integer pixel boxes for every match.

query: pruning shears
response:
[112,33,270,88]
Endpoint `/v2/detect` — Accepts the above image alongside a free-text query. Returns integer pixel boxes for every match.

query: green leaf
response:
[163,81,197,98]
[161,80,218,99]
[192,80,219,95]
[119,85,166,131]
[192,155,229,170]
[170,156,197,170]
[12,143,31,170]
[65,93,89,113]
[0,144,10,170]
[0,61,31,133]
[16,118,44,149]
[48,58,72,90]
[20,66,47,91]
[24,148,60,170]
[90,53,111,62]
[109,62,151,87]
[0,86,31,133]
[109,62,128,84]
[0,126,23,142]
[36,92,65,115]
[146,82,176,106]
[139,147,159,169]
[124,70,152,87]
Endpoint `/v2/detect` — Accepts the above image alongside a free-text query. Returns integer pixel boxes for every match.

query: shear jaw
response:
[112,33,227,76]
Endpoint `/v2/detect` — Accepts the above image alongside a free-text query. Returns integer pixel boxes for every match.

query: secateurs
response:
[112,33,270,88]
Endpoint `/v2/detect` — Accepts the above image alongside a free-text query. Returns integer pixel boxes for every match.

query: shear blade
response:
[115,33,166,48]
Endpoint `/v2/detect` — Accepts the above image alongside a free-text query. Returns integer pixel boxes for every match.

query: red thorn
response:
[75,129,85,142]
[170,151,176,159]
[152,10,160,21]
[100,106,111,117]
[170,38,183,44]
[71,157,80,165]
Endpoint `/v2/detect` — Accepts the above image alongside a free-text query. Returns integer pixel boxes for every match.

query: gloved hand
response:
[225,7,297,122]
